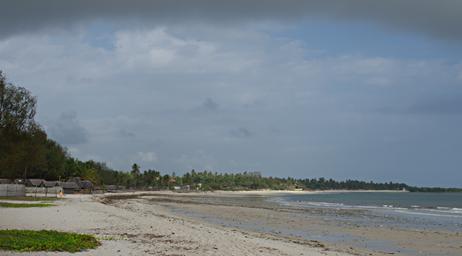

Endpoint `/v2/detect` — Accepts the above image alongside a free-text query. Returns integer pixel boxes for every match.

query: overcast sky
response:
[1,1,461,187]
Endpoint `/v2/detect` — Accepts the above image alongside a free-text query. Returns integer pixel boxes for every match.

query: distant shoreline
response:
[101,189,408,198]
[214,189,408,195]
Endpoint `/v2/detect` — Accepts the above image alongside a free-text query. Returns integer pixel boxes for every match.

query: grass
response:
[0,196,59,201]
[0,202,54,208]
[0,230,100,252]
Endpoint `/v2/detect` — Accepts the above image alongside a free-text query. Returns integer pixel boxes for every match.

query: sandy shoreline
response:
[110,191,462,256]
[149,193,462,255]
[1,191,460,256]
[0,193,351,256]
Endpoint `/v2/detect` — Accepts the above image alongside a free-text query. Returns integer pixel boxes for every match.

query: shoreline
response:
[133,191,462,256]
[0,193,353,256]
[205,189,408,195]
[1,191,460,256]
[102,189,408,197]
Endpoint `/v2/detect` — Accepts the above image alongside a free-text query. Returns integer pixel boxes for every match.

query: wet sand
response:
[137,191,462,256]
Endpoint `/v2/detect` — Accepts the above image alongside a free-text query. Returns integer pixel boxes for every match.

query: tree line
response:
[113,168,462,192]
[0,71,460,192]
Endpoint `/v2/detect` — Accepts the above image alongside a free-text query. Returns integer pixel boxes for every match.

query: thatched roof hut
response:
[80,180,94,190]
[60,181,80,194]
[26,179,46,187]
[0,179,11,184]
[43,181,60,187]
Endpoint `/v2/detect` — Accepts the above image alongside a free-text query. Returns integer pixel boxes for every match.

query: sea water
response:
[272,192,462,231]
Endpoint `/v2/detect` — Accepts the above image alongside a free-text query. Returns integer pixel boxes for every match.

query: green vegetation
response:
[0,71,124,185]
[0,230,99,252]
[110,169,462,192]
[0,70,460,193]
[0,71,67,181]
[0,202,54,208]
[0,196,59,201]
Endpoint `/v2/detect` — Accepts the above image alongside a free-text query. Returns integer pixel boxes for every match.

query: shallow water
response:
[271,192,462,232]
[277,192,462,209]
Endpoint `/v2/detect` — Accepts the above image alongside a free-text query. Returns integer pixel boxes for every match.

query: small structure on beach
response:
[2,177,96,195]
[60,182,80,194]
[80,180,93,189]
[0,179,11,184]
[80,180,94,193]
[66,177,94,193]
[26,179,46,187]
[67,177,83,186]
[44,181,60,187]
[0,184,26,197]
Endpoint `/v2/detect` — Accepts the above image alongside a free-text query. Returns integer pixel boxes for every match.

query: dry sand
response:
[0,193,351,256]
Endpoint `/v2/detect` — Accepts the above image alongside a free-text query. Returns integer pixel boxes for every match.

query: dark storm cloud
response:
[48,111,88,145]
[1,0,462,40]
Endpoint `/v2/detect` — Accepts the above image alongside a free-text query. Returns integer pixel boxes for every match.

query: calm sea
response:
[273,192,462,219]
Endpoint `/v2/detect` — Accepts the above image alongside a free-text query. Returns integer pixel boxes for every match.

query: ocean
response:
[271,192,462,232]
[273,192,462,217]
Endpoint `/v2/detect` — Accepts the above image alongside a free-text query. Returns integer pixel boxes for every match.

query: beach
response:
[0,192,350,256]
[1,191,461,256]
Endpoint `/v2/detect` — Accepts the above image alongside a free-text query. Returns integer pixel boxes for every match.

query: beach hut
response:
[67,177,81,183]
[61,182,80,194]
[44,181,60,187]
[0,179,11,184]
[26,179,46,187]
[80,180,94,193]
[80,180,93,189]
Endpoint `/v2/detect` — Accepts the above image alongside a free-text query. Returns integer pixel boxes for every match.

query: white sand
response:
[0,194,351,256]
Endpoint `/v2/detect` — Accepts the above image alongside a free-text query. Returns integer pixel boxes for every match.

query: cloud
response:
[1,24,462,186]
[48,111,88,145]
[1,1,462,41]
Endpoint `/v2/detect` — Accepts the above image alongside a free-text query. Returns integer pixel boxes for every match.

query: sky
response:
[1,1,461,187]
